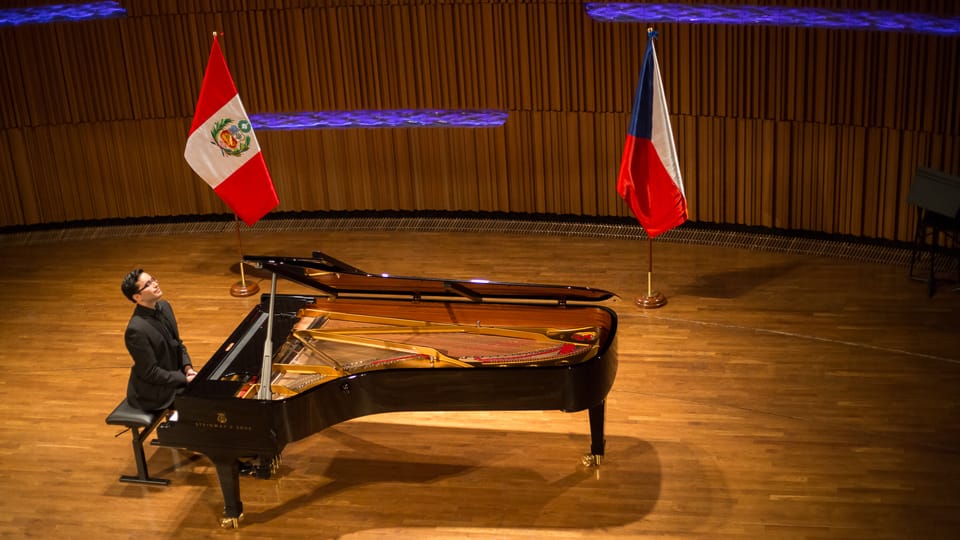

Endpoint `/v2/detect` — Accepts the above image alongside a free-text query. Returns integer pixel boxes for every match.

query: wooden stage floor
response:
[0,226,957,539]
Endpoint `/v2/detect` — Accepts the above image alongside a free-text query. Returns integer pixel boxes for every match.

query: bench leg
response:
[119,426,170,486]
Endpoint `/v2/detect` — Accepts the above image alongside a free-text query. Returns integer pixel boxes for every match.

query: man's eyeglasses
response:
[137,277,158,293]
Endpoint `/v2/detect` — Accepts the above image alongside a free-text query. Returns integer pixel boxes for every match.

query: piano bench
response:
[105,399,170,486]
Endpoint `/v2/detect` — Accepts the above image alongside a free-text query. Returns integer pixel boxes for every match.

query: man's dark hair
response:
[121,268,145,303]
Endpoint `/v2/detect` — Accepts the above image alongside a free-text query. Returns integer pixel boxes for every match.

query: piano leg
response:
[583,400,606,467]
[209,454,244,528]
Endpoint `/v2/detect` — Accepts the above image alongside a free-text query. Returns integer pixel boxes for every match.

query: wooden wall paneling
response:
[293,8,321,110]
[877,128,902,240]
[126,16,170,119]
[504,112,532,212]
[540,112,558,213]
[0,32,25,128]
[453,127,485,211]
[388,129,414,210]
[762,119,777,227]
[471,127,494,211]
[507,3,534,110]
[576,112,598,216]
[789,121,805,231]
[562,1,584,112]
[881,34,905,131]
[366,129,397,210]
[815,29,836,126]
[895,130,921,241]
[425,3,449,108]
[12,26,62,127]
[411,129,442,210]
[455,2,480,107]
[316,130,348,210]
[692,116,710,223]
[413,2,442,108]
[492,124,512,212]
[861,127,883,238]
[737,118,751,225]
[256,131,296,210]
[73,122,108,219]
[715,25,731,118]
[528,112,548,213]
[722,117,737,223]
[750,119,766,225]
[805,122,822,231]
[306,7,344,109]
[394,5,421,107]
[772,121,793,230]
[675,114,697,223]
[558,112,579,214]
[369,5,393,108]
[25,126,68,222]
[698,26,717,116]
[780,27,800,123]
[142,16,195,120]
[0,131,26,227]
[294,8,322,110]
[1,1,957,239]
[485,2,508,108]
[543,1,562,111]
[670,24,693,118]
[837,125,865,236]
[822,124,839,233]
[265,8,290,109]
[225,9,267,111]
[308,129,336,210]
[336,6,364,108]
[355,129,381,209]
[706,116,725,223]
[734,118,748,224]
[748,26,764,120]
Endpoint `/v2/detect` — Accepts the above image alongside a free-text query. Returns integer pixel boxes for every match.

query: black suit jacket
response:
[124,299,192,411]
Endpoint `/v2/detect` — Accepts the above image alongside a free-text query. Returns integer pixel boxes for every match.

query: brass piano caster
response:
[219,513,244,528]
[580,453,602,468]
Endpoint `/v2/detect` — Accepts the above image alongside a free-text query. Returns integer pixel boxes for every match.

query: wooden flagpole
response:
[636,236,667,308]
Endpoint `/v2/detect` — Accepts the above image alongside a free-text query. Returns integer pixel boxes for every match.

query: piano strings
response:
[236,308,603,399]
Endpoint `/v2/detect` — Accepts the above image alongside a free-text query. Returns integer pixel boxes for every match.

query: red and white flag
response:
[617,30,687,238]
[184,34,278,226]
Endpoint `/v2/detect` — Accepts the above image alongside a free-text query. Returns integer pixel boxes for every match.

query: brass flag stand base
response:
[636,290,667,309]
[636,237,668,309]
[229,215,259,298]
[230,280,259,297]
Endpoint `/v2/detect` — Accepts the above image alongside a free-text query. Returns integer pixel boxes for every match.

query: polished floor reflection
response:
[0,228,957,539]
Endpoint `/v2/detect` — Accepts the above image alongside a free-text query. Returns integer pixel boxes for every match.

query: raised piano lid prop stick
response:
[184,32,280,297]
[617,28,688,308]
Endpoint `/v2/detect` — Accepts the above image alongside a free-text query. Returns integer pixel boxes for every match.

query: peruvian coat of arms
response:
[210,118,253,157]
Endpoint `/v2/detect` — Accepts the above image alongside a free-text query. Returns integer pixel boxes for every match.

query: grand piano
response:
[156,252,619,527]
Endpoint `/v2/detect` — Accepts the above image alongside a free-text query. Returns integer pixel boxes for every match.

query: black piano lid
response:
[243,251,616,304]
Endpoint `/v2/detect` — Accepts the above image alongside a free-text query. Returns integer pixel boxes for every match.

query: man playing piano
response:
[120,269,197,419]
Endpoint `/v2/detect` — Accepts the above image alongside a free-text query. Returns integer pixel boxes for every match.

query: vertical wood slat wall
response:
[0,0,957,242]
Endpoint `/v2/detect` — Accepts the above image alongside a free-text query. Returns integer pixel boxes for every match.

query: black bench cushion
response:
[105,399,158,428]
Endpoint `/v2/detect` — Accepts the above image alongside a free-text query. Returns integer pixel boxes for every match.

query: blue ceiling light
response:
[250,109,509,130]
[585,2,960,37]
[0,1,126,27]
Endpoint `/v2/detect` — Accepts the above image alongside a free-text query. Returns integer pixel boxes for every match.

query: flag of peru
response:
[617,30,687,238]
[184,35,278,226]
